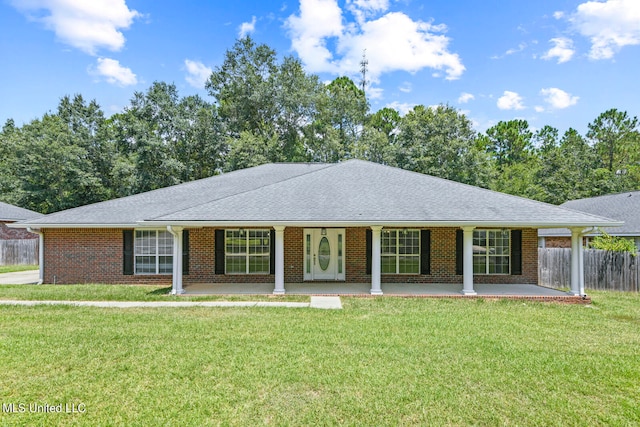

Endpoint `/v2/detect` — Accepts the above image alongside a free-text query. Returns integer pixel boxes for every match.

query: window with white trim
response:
[381,229,420,274]
[225,229,270,274]
[473,230,510,274]
[135,230,173,274]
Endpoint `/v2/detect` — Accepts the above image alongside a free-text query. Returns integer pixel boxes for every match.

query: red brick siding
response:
[1,222,39,240]
[543,236,571,248]
[42,226,538,285]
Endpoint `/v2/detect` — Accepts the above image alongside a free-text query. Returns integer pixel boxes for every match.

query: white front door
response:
[303,228,345,281]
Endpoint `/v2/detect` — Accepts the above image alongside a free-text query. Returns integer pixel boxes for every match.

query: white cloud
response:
[497,91,525,110]
[553,11,565,19]
[385,101,415,116]
[11,0,140,55]
[90,57,137,86]
[285,0,344,74]
[569,0,640,59]
[399,82,412,93]
[542,37,575,63]
[239,16,257,37]
[458,92,474,104]
[534,106,545,113]
[184,60,212,89]
[540,87,579,109]
[346,0,390,24]
[285,0,464,82]
[367,86,384,99]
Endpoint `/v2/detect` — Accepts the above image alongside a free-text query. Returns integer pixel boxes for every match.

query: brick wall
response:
[1,222,39,240]
[543,236,571,248]
[42,226,538,285]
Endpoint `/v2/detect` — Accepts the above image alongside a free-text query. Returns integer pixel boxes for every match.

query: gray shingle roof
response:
[539,191,639,237]
[0,201,42,221]
[15,160,622,228]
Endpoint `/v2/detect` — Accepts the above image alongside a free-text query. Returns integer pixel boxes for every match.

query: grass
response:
[0,291,638,426]
[0,284,309,302]
[0,265,38,274]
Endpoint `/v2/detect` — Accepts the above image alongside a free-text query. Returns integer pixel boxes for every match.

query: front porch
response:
[182,282,588,302]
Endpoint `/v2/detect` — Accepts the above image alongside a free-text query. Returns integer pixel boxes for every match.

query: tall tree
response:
[10,115,105,213]
[535,128,600,204]
[396,105,492,186]
[207,37,322,166]
[480,120,539,198]
[481,119,533,167]
[206,36,278,139]
[587,108,639,173]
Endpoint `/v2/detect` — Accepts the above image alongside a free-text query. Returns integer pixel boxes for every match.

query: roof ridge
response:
[563,190,640,204]
[147,162,339,220]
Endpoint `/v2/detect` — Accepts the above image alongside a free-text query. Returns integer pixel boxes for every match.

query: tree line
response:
[1,37,638,214]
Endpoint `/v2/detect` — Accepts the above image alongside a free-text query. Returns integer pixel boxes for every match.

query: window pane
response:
[157,231,173,255]
[473,255,486,274]
[135,256,156,274]
[473,230,510,275]
[158,256,173,274]
[249,255,269,274]
[135,230,155,255]
[399,256,419,274]
[381,230,396,255]
[381,256,396,274]
[489,256,510,274]
[248,230,270,255]
[226,255,245,274]
[398,230,419,254]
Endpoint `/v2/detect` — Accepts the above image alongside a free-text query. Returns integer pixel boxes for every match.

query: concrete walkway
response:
[184,282,570,297]
[0,270,39,284]
[0,296,342,310]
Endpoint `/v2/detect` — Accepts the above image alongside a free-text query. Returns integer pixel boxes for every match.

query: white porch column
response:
[273,226,286,295]
[462,226,477,295]
[28,227,44,284]
[168,226,184,295]
[370,225,383,295]
[579,236,585,296]
[570,228,581,296]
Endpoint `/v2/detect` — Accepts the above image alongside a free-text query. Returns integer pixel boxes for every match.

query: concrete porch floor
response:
[183,282,573,298]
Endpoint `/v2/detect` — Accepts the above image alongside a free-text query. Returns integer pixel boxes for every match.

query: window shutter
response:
[270,229,276,274]
[511,230,522,275]
[214,229,225,275]
[420,230,431,275]
[182,230,190,275]
[455,229,463,275]
[365,229,372,275]
[123,230,134,275]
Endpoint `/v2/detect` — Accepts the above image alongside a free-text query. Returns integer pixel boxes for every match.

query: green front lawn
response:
[0,265,39,274]
[0,284,307,302]
[0,291,638,426]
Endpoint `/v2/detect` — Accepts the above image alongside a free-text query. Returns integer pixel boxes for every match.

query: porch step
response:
[310,296,342,309]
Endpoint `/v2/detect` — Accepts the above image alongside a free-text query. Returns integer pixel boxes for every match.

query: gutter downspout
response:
[27,227,44,284]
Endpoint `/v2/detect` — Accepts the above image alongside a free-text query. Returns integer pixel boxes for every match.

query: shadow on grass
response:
[147,286,172,296]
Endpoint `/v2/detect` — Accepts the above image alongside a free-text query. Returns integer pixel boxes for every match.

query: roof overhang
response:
[9,220,624,229]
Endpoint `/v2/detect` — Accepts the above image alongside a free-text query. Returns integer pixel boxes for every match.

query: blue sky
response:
[1,0,639,135]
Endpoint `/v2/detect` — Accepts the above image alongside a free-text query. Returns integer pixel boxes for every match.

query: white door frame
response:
[303,228,345,281]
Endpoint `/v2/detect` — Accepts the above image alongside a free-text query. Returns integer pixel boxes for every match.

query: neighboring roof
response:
[0,201,42,221]
[540,191,639,237]
[14,160,622,229]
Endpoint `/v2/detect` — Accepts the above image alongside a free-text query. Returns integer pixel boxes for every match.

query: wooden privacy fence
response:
[539,248,638,292]
[0,239,39,265]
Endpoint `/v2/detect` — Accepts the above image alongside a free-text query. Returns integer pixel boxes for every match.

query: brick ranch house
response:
[11,160,621,296]
[539,191,639,250]
[0,201,41,240]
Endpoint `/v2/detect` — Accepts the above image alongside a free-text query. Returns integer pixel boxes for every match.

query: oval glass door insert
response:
[318,236,331,270]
